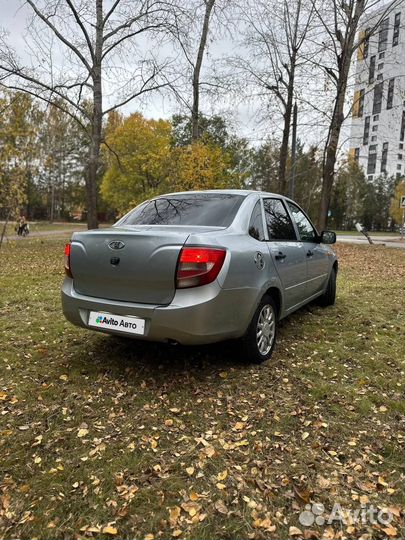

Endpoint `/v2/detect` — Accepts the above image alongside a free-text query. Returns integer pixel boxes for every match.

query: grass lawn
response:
[0,238,404,539]
[335,231,400,237]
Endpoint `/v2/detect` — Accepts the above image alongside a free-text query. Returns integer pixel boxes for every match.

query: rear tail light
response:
[176,247,226,289]
[64,242,73,278]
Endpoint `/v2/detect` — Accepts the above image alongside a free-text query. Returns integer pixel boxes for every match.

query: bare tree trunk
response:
[278,53,296,194]
[0,210,10,253]
[85,0,103,229]
[317,0,366,230]
[192,0,216,142]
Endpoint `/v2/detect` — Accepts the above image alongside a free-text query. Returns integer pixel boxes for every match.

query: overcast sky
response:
[0,0,355,150]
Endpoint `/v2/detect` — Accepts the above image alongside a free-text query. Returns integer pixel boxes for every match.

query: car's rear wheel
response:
[240,294,277,364]
[318,267,336,306]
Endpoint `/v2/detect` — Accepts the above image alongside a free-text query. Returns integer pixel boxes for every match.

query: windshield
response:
[119,193,245,227]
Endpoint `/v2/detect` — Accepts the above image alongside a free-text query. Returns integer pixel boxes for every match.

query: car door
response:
[286,201,330,298]
[262,198,307,312]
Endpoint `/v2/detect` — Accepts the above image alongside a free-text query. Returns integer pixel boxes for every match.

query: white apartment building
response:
[349,0,405,180]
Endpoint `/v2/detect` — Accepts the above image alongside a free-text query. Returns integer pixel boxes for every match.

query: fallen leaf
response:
[102,525,118,535]
[186,467,194,476]
[289,526,303,536]
[214,499,228,514]
[77,428,89,438]
[302,432,309,440]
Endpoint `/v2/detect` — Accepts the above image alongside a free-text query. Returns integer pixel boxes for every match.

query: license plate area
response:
[88,311,145,335]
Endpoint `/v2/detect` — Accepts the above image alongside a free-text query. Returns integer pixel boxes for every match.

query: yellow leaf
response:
[77,428,89,438]
[217,470,228,481]
[102,525,118,535]
[382,526,397,537]
[169,506,181,524]
[165,419,174,427]
[172,530,182,537]
[233,422,245,431]
[34,456,41,464]
[302,432,309,440]
[144,535,154,540]
[186,466,195,476]
[59,374,68,381]
[219,371,228,379]
[0,391,7,400]
[216,482,226,490]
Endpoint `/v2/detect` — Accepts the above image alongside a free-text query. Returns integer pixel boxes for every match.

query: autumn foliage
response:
[101,113,243,215]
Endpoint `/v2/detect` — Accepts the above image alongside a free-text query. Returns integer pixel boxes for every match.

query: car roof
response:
[155,189,285,198]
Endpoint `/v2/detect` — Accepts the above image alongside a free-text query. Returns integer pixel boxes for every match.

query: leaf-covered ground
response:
[0,238,404,540]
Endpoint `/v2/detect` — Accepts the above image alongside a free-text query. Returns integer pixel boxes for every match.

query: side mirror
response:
[320,230,336,244]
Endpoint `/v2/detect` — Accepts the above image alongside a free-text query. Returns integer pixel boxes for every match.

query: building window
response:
[371,135,377,142]
[387,78,395,109]
[400,143,404,150]
[367,145,377,174]
[399,154,403,160]
[393,13,401,46]
[381,142,388,173]
[379,52,385,59]
[378,17,389,52]
[373,115,379,121]
[397,164,402,170]
[363,116,371,145]
[372,124,378,132]
[353,88,365,117]
[373,82,383,114]
[354,148,360,162]
[377,62,384,70]
[400,111,405,142]
[368,56,376,84]
[377,74,383,81]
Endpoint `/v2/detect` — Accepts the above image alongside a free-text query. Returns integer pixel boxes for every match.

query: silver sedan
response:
[62,190,337,363]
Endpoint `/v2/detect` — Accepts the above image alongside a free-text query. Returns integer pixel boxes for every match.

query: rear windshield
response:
[120,193,245,227]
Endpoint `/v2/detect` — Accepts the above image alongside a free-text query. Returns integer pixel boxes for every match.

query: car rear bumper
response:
[61,278,258,345]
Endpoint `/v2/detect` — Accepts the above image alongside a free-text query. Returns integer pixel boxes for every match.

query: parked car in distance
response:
[62,190,337,363]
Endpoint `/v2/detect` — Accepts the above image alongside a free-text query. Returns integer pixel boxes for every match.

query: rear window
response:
[120,193,245,227]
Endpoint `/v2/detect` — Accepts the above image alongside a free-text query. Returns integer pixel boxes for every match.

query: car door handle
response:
[307,250,313,257]
[275,252,286,260]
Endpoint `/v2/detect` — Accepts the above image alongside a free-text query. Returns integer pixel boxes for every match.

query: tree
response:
[235,0,314,193]
[0,0,176,229]
[169,141,243,191]
[172,113,254,181]
[312,0,401,230]
[390,179,405,226]
[171,0,222,141]
[101,113,172,215]
[330,158,366,229]
[0,91,40,249]
[36,103,86,221]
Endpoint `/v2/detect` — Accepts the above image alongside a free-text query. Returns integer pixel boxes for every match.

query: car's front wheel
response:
[318,267,336,306]
[240,294,277,364]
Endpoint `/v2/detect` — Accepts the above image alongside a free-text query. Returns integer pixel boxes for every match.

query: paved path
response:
[3,229,80,241]
[337,235,405,249]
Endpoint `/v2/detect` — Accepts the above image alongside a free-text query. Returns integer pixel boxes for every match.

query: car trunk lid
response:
[69,226,222,304]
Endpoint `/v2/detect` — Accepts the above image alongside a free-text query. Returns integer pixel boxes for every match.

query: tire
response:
[318,267,336,307]
[240,294,277,364]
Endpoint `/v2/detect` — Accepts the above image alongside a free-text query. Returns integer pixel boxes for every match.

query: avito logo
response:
[95,315,119,326]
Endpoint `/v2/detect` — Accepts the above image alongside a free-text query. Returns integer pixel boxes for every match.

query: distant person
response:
[17,215,29,236]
